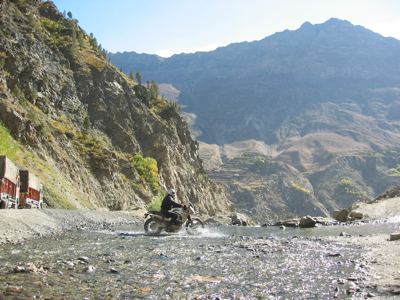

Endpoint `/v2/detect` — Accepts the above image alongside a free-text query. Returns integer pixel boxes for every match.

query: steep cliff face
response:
[0,0,233,215]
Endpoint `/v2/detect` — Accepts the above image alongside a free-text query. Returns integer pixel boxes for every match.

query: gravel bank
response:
[0,209,145,244]
[339,233,400,298]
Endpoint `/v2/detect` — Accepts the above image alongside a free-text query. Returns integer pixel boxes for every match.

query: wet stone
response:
[85,265,96,273]
[328,253,341,257]
[78,256,90,263]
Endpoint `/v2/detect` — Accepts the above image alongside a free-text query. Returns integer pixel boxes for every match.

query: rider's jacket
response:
[161,195,182,213]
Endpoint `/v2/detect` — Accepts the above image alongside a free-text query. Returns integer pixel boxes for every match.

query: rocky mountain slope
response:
[0,0,233,215]
[110,19,400,221]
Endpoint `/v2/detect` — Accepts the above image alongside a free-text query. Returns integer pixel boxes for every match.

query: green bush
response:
[338,178,353,186]
[134,85,150,105]
[388,165,400,177]
[159,100,181,118]
[147,194,163,212]
[0,122,20,160]
[0,51,7,68]
[131,154,160,191]
[291,182,311,194]
[41,17,64,38]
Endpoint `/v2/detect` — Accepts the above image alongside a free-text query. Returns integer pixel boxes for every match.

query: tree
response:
[150,80,159,99]
[129,72,134,80]
[135,72,142,85]
[67,11,73,19]
[83,115,90,133]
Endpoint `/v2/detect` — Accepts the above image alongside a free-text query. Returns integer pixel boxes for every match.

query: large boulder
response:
[333,208,363,222]
[332,209,350,222]
[274,219,300,227]
[299,215,317,228]
[348,210,363,221]
[314,216,336,226]
[390,232,400,241]
[230,213,253,226]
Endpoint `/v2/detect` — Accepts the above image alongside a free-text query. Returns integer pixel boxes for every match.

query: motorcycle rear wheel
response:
[185,218,205,235]
[144,218,162,235]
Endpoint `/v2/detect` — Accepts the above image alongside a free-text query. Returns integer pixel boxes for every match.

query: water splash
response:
[176,227,228,238]
[387,215,400,224]
[197,227,228,238]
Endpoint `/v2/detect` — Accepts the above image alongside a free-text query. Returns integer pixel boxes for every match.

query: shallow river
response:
[0,222,398,299]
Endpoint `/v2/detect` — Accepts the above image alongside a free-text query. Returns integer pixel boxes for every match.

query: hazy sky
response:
[52,0,400,57]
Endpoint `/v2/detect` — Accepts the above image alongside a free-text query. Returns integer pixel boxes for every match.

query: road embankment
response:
[0,209,145,244]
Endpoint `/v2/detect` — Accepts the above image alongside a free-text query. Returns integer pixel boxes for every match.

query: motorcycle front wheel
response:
[185,218,205,235]
[144,218,163,235]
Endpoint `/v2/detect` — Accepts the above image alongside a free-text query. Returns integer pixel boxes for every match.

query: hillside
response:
[110,19,400,221]
[0,0,233,215]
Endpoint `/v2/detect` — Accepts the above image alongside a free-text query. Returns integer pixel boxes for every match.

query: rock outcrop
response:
[0,0,233,215]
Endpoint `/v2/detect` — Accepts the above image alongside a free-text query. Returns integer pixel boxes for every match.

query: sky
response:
[52,0,400,57]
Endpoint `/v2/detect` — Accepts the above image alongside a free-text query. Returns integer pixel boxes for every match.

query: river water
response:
[0,222,398,299]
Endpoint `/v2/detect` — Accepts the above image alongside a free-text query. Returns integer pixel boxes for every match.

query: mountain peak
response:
[300,21,312,29]
[297,18,355,35]
[321,18,353,28]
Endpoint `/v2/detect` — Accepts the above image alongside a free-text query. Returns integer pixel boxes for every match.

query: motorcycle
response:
[144,203,204,235]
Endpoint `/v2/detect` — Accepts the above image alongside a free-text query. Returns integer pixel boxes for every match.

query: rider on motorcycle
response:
[161,188,183,225]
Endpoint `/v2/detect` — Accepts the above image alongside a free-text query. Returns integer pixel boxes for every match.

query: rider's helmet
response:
[167,188,176,197]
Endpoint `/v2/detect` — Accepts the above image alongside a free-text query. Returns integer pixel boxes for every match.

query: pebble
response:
[347,277,358,282]
[78,256,90,263]
[85,265,96,273]
[328,252,341,257]
[109,267,119,274]
[13,266,27,273]
[6,285,23,293]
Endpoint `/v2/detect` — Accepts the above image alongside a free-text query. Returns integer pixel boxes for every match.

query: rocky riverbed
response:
[0,210,399,299]
[0,229,362,299]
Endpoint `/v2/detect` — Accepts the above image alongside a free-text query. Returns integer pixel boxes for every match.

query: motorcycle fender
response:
[148,214,163,222]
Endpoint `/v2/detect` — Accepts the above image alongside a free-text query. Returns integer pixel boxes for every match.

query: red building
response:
[19,170,42,208]
[0,155,20,209]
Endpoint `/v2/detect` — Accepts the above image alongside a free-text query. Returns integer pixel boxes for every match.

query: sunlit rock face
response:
[0,0,233,215]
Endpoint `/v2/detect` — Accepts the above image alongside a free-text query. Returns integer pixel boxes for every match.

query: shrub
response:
[134,85,150,105]
[11,84,24,100]
[159,100,181,119]
[131,154,160,191]
[0,122,20,160]
[41,17,64,37]
[83,114,90,132]
[147,194,163,212]
[388,165,400,177]
[0,51,7,68]
[291,182,311,194]
[339,178,353,186]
